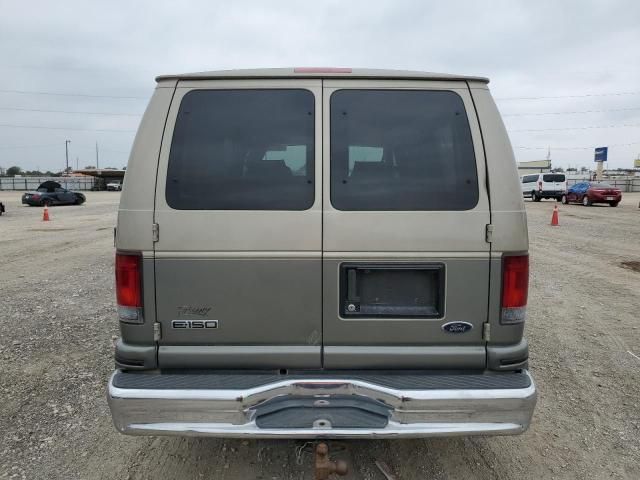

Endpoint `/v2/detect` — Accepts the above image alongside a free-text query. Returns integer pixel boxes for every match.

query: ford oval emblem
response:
[442,322,473,334]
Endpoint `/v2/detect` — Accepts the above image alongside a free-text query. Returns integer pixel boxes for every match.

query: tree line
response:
[0,165,121,176]
[0,166,61,177]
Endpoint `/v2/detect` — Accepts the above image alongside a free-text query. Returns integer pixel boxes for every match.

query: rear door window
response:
[543,174,565,182]
[166,89,315,210]
[523,175,538,183]
[330,89,478,211]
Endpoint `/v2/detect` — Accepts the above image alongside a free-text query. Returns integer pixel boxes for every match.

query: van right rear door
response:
[321,80,491,369]
[543,173,566,193]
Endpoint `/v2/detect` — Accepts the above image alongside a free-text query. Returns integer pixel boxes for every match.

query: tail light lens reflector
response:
[501,255,529,325]
[115,252,143,323]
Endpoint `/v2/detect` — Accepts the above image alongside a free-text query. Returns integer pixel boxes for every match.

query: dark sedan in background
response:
[22,181,86,207]
[561,182,622,207]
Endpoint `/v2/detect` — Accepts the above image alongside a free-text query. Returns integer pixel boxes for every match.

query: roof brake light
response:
[294,67,352,73]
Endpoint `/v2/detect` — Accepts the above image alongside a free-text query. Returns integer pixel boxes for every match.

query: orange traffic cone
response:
[42,205,50,221]
[550,205,559,226]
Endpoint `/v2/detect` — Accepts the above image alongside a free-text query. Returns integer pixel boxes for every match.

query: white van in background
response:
[521,173,566,201]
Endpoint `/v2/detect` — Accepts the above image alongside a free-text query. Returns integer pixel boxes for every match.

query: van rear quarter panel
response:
[116,84,176,367]
[469,85,528,253]
[117,83,176,251]
[470,84,529,363]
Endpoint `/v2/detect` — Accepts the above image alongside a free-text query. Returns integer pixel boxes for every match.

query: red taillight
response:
[501,255,529,324]
[115,252,142,307]
[32,194,40,200]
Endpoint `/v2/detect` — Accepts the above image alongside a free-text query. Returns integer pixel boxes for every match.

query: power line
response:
[2,121,638,137]
[100,148,131,154]
[509,123,640,133]
[0,106,142,116]
[4,64,156,73]
[7,140,636,153]
[496,91,640,101]
[514,141,640,150]
[0,143,131,155]
[3,103,639,118]
[0,123,136,133]
[503,106,640,117]
[2,105,638,120]
[4,105,628,119]
[0,143,62,150]
[3,86,639,102]
[0,89,148,100]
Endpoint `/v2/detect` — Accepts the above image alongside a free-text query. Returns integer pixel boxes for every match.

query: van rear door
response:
[153,80,323,368]
[321,81,491,369]
[543,173,566,192]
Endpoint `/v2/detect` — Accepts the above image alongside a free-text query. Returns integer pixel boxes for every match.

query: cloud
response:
[1,0,639,171]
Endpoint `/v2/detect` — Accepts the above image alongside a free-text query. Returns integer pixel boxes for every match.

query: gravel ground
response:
[0,190,639,479]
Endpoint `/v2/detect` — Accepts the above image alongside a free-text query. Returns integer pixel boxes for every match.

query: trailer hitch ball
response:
[314,442,348,479]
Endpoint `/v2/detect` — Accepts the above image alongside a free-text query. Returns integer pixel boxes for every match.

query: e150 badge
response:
[172,320,218,329]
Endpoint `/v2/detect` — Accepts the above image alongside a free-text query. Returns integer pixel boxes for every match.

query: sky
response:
[1,0,639,172]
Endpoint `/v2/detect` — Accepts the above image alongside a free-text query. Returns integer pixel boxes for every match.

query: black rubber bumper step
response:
[113,370,531,391]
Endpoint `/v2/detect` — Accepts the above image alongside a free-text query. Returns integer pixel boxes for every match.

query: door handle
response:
[346,268,360,304]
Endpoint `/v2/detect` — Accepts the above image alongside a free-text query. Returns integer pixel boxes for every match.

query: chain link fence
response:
[566,177,640,192]
[0,177,96,191]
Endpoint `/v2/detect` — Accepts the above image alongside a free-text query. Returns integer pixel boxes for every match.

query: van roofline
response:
[155,68,489,84]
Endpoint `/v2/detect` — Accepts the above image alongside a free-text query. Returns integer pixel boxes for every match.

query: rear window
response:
[543,174,565,182]
[522,174,538,183]
[591,182,612,189]
[330,90,478,211]
[166,89,315,210]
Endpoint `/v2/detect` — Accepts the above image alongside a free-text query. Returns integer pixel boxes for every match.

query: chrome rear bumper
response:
[107,370,537,438]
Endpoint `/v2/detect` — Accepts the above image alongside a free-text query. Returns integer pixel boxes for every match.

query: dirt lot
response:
[1,191,639,479]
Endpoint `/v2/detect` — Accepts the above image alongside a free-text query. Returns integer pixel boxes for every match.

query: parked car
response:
[107,181,122,191]
[21,181,86,206]
[562,182,622,207]
[521,173,566,201]
[107,68,536,439]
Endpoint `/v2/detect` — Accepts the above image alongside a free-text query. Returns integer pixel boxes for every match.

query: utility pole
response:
[65,140,71,175]
[76,156,79,170]
[546,146,551,170]
[96,142,99,170]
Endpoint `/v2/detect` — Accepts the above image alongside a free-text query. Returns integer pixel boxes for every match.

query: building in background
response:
[517,159,551,176]
[71,168,125,190]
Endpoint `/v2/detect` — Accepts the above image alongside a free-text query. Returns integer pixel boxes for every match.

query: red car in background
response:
[561,182,622,207]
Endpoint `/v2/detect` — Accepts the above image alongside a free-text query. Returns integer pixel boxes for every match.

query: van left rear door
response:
[153,80,323,369]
